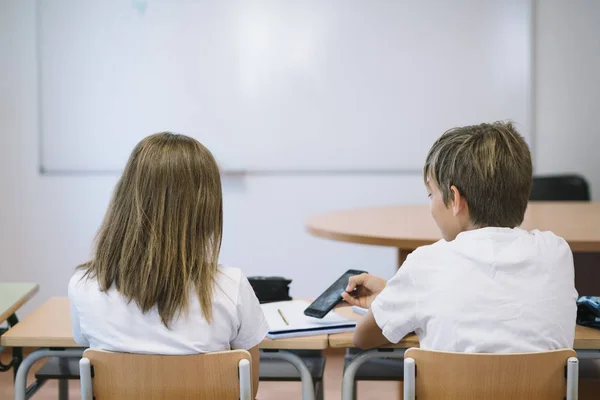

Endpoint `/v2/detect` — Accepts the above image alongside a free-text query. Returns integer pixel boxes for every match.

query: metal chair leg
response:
[403,358,415,400]
[238,359,252,400]
[80,358,93,400]
[566,357,579,400]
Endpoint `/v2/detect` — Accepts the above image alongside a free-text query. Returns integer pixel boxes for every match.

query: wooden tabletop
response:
[0,283,39,324]
[4,299,600,351]
[0,297,328,350]
[330,306,600,349]
[328,325,600,350]
[307,202,600,252]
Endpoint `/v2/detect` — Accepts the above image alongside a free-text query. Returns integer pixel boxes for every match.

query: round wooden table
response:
[307,202,600,269]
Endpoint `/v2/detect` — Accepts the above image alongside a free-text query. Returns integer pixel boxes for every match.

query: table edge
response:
[0,337,330,350]
[306,224,434,249]
[0,284,40,325]
[307,222,600,252]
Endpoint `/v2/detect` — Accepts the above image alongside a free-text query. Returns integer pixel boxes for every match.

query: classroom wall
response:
[535,0,600,199]
[1,0,599,315]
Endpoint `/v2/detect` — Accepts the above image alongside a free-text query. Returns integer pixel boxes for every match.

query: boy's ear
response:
[450,185,467,216]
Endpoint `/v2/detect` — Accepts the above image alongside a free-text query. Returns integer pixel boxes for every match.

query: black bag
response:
[577,296,600,329]
[248,276,292,303]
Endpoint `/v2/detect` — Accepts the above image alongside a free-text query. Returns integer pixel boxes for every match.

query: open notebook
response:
[261,300,356,339]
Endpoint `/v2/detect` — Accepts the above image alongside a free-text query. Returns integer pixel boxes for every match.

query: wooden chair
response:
[79,349,253,400]
[403,348,579,400]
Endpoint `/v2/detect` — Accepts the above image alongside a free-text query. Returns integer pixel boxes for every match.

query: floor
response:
[0,348,399,399]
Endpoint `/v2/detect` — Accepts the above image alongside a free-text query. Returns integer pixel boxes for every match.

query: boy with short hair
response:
[342,122,578,351]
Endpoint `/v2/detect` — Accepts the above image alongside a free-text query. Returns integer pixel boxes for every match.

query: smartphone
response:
[304,269,367,319]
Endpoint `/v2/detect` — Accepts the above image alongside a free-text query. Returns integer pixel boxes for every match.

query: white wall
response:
[1,0,599,316]
[535,0,600,199]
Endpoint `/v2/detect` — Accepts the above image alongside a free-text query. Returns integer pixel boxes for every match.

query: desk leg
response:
[0,314,23,380]
[263,351,315,400]
[14,348,84,400]
[58,355,69,400]
[58,379,68,400]
[7,314,22,380]
[342,349,406,400]
[397,249,412,269]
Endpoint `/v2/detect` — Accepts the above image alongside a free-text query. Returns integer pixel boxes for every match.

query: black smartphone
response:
[304,269,367,319]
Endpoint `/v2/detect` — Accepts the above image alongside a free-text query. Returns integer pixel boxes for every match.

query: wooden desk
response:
[0,283,39,325]
[330,306,600,350]
[307,202,600,250]
[1,297,75,348]
[0,283,39,380]
[329,324,600,350]
[0,297,327,350]
[3,297,326,400]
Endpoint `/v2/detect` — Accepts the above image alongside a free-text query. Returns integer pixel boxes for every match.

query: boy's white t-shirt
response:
[371,228,578,353]
[68,266,269,354]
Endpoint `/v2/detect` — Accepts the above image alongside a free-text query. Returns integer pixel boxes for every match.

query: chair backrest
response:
[531,175,590,201]
[404,348,577,400]
[82,348,252,400]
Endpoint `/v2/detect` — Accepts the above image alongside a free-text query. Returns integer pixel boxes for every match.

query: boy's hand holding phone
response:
[341,273,386,309]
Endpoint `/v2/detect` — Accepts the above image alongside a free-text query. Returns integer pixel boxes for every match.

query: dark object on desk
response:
[304,269,367,319]
[248,276,292,303]
[577,296,600,329]
[530,175,590,201]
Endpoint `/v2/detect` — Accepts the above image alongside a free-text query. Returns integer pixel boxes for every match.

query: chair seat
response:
[343,354,403,381]
[259,351,325,382]
[35,357,81,380]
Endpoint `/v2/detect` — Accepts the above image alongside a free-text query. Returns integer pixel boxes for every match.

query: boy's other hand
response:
[341,273,386,309]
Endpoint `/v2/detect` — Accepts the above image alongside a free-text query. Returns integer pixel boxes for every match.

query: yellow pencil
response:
[277,308,289,325]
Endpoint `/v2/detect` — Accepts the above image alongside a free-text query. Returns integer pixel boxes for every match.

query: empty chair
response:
[403,348,578,400]
[531,175,590,201]
[79,349,253,400]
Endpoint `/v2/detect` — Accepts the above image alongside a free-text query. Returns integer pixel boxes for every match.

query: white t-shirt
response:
[371,228,578,353]
[68,266,269,354]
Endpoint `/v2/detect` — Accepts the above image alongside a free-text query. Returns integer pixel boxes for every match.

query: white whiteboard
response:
[38,0,532,172]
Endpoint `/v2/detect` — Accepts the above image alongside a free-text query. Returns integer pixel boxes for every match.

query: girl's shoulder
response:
[214,265,254,305]
[217,265,243,281]
[215,265,244,292]
[68,268,102,305]
[68,268,91,291]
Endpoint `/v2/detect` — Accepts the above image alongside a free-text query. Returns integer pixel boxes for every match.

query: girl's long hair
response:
[79,132,223,327]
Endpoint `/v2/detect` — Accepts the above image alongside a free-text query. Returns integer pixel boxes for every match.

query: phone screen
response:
[304,269,367,318]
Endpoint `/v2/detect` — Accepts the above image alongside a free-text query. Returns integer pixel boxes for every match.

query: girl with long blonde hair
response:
[69,132,267,393]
